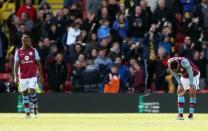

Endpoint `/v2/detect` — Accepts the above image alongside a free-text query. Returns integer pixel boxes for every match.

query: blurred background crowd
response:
[0,0,207,93]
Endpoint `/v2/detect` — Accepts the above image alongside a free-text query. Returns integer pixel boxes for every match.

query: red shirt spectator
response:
[16,0,37,21]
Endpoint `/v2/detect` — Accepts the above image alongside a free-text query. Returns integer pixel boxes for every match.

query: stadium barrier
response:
[0,93,207,113]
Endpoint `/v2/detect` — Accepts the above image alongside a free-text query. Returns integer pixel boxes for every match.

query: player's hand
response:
[190,85,195,89]
[39,76,44,85]
[178,84,183,89]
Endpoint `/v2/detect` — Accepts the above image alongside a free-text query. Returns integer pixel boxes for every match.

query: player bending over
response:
[168,57,200,120]
[14,35,44,118]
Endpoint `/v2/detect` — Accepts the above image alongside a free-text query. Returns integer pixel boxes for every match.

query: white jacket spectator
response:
[66,22,81,45]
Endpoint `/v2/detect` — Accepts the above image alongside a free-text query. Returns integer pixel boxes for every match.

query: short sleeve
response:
[14,50,19,62]
[34,49,40,61]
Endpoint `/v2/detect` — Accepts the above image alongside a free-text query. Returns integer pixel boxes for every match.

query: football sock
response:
[189,98,196,114]
[30,93,38,108]
[178,96,185,114]
[23,95,30,113]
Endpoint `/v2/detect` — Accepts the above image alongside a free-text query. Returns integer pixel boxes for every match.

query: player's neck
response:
[21,46,30,50]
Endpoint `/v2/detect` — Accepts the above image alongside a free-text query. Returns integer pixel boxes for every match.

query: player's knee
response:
[189,88,196,96]
[177,88,185,96]
[22,91,28,96]
[29,88,36,94]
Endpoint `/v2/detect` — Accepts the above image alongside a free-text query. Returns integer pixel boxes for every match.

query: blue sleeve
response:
[181,58,194,85]
[94,59,99,70]
[34,49,40,61]
[125,20,129,31]
[124,67,131,84]
[171,71,182,86]
[112,21,119,30]
[14,51,19,62]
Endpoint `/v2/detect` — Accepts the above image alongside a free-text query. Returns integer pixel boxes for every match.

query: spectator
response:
[98,0,108,20]
[70,3,83,19]
[107,0,119,26]
[87,48,98,60]
[94,47,112,91]
[155,47,169,92]
[140,0,152,29]
[153,0,174,25]
[180,0,196,12]
[17,23,27,46]
[46,52,67,92]
[0,28,8,72]
[194,0,208,29]
[159,35,172,56]
[129,59,144,93]
[20,12,34,33]
[192,50,206,89]
[39,0,52,14]
[104,64,126,93]
[45,44,58,67]
[114,56,131,91]
[81,59,100,92]
[66,21,81,46]
[54,9,68,38]
[86,0,100,15]
[48,24,59,45]
[82,11,97,33]
[182,12,201,42]
[118,3,126,16]
[86,33,99,52]
[68,43,84,64]
[112,13,129,40]
[37,37,50,66]
[17,0,37,21]
[0,0,9,25]
[6,15,21,47]
[129,5,147,44]
[178,36,196,59]
[108,42,121,60]
[143,24,160,91]
[72,54,86,92]
[97,19,111,41]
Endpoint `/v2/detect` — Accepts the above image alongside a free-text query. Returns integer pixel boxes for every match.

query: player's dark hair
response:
[169,60,179,70]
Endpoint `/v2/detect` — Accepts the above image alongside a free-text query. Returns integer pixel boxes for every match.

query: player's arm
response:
[181,58,194,86]
[171,71,182,87]
[14,51,19,84]
[34,49,44,83]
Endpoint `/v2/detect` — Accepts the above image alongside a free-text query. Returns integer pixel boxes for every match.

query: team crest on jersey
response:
[24,56,29,60]
[29,52,33,56]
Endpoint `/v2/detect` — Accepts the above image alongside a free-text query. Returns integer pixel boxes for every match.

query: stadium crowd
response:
[0,0,207,93]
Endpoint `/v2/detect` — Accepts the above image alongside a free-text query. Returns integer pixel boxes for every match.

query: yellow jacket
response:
[0,1,10,25]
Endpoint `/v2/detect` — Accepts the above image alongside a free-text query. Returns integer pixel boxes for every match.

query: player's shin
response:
[22,95,30,114]
[178,96,185,115]
[189,97,196,114]
[30,93,38,109]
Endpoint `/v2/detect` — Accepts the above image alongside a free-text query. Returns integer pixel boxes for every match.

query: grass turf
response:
[0,113,207,131]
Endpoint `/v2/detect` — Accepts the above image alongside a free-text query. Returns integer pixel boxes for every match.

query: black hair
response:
[169,60,179,70]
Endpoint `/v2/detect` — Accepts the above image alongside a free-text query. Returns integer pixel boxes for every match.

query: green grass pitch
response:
[0,113,207,131]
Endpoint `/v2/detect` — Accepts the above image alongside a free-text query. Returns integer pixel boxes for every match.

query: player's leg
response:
[188,87,196,120]
[29,77,39,118]
[177,87,186,120]
[20,79,31,118]
[188,74,199,120]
